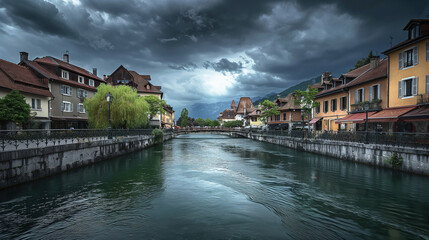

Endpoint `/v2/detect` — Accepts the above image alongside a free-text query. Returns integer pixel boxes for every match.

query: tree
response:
[0,90,31,126]
[260,100,280,124]
[350,51,374,71]
[204,118,212,126]
[143,95,166,120]
[180,108,189,128]
[84,84,149,129]
[293,86,320,123]
[223,120,243,128]
[195,117,205,126]
[210,120,220,127]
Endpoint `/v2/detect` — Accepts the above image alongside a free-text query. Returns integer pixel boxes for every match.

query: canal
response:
[1,134,428,239]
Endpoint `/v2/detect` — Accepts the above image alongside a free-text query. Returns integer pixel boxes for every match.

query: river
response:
[1,134,428,239]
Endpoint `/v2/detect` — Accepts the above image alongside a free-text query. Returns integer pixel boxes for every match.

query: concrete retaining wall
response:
[0,132,174,189]
[248,133,429,176]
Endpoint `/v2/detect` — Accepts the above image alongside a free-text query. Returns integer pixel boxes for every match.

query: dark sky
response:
[1,0,428,109]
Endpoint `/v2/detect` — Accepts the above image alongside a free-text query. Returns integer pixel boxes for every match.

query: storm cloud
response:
[0,0,428,109]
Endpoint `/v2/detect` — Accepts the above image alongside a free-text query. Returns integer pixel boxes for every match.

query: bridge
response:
[174,128,249,138]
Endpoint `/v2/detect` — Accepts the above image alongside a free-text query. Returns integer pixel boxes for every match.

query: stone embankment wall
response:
[0,132,174,189]
[247,133,429,176]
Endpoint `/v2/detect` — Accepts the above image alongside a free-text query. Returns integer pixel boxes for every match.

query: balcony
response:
[417,93,429,105]
[350,100,382,113]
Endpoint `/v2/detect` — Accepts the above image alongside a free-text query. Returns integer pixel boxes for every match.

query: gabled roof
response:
[384,19,429,54]
[220,109,235,119]
[34,56,104,82]
[236,97,254,114]
[279,93,301,111]
[231,99,237,108]
[0,59,52,97]
[248,108,261,117]
[128,71,163,95]
[346,58,387,88]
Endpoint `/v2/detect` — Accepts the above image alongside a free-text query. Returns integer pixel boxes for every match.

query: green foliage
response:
[195,117,205,126]
[223,120,243,128]
[385,153,403,168]
[180,108,189,128]
[84,84,149,129]
[350,51,374,71]
[260,100,280,124]
[195,117,219,127]
[152,128,164,144]
[0,90,31,124]
[293,86,320,119]
[210,120,220,127]
[143,95,165,119]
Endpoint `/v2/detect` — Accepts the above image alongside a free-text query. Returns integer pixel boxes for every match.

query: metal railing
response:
[417,93,429,105]
[350,101,382,112]
[0,129,155,151]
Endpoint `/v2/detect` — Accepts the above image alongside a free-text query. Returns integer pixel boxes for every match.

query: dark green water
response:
[1,134,428,240]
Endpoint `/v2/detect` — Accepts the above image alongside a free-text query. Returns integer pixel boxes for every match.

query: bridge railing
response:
[0,129,155,151]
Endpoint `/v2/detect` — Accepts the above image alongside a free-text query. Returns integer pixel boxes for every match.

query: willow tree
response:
[84,84,149,129]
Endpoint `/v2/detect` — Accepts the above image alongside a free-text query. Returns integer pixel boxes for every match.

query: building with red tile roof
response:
[20,52,104,129]
[0,57,53,129]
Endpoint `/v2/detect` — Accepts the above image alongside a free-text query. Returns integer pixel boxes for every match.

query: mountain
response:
[178,100,235,120]
[253,76,320,106]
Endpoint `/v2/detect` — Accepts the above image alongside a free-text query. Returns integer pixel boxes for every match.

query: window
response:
[78,103,85,113]
[89,79,94,87]
[409,25,420,40]
[355,88,365,103]
[31,98,41,110]
[323,100,328,113]
[60,85,73,96]
[61,70,69,80]
[283,113,286,120]
[315,105,320,114]
[331,99,337,112]
[340,96,347,111]
[78,75,84,84]
[61,101,73,112]
[426,75,429,94]
[399,47,418,69]
[369,84,381,101]
[77,89,88,98]
[275,115,280,121]
[399,77,418,98]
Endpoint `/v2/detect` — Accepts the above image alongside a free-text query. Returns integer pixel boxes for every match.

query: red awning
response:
[335,112,377,124]
[309,117,322,124]
[401,106,429,122]
[367,106,416,123]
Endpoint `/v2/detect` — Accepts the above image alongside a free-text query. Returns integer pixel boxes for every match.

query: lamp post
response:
[364,102,370,143]
[106,92,113,139]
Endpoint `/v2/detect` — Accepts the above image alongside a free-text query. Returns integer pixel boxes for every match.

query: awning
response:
[335,112,377,124]
[367,106,416,123]
[309,117,322,124]
[400,106,429,122]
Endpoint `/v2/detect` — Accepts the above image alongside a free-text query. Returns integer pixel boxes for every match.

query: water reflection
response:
[0,134,428,239]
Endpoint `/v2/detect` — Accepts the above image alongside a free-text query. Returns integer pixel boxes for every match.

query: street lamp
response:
[106,92,113,139]
[364,102,370,143]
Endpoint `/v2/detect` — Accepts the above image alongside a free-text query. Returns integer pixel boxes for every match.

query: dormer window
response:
[78,75,84,84]
[409,24,420,40]
[89,79,94,86]
[61,70,69,80]
[146,85,150,90]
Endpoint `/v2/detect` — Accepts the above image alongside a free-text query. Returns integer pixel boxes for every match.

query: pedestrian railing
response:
[0,129,155,151]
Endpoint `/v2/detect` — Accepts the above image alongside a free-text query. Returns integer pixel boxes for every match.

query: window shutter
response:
[362,88,365,101]
[355,90,358,103]
[413,47,418,65]
[426,75,429,94]
[427,42,429,61]
[70,103,73,112]
[60,85,64,94]
[398,52,403,69]
[398,81,403,98]
[412,77,418,96]
[70,87,73,96]
[61,102,65,111]
[369,86,373,101]
[377,84,381,100]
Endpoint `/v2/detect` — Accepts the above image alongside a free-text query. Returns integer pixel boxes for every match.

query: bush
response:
[385,152,403,168]
[223,120,243,128]
[152,128,164,144]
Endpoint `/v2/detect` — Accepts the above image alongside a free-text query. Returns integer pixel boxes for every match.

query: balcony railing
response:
[350,100,382,112]
[417,93,429,105]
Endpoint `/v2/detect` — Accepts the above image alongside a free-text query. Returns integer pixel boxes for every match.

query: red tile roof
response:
[34,56,105,82]
[0,59,52,97]
[231,99,237,108]
[236,97,254,114]
[128,71,163,95]
[278,93,301,111]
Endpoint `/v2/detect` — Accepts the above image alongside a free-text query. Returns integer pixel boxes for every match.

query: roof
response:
[342,64,370,78]
[403,19,429,30]
[248,108,261,117]
[383,33,429,54]
[368,106,416,122]
[34,56,104,82]
[316,59,387,98]
[24,60,98,92]
[236,97,254,114]
[219,109,235,119]
[0,59,52,97]
[231,99,237,108]
[309,117,322,124]
[278,93,301,111]
[128,71,163,95]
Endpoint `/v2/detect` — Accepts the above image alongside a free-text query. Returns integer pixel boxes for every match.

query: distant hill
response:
[253,76,320,106]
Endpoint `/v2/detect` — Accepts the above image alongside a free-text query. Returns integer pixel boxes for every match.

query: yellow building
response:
[162,105,175,128]
[382,19,429,132]
[246,108,264,128]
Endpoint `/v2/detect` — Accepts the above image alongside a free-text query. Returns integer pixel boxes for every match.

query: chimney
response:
[63,51,69,63]
[93,68,97,76]
[369,56,380,69]
[20,52,28,62]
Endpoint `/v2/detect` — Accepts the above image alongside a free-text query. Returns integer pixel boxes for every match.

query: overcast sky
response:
[1,0,428,110]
